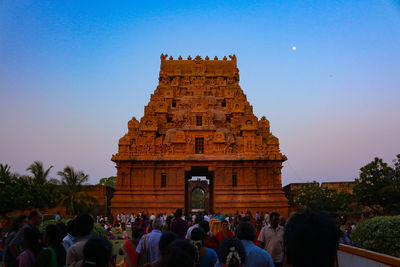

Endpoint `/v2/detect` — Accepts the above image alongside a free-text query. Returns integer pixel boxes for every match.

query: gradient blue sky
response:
[1,1,400,185]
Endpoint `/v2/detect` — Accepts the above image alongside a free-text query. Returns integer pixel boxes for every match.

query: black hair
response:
[44,224,62,246]
[44,224,66,266]
[270,212,280,219]
[8,215,27,232]
[66,219,76,233]
[190,227,205,243]
[74,213,94,236]
[56,222,68,238]
[132,227,143,239]
[217,237,246,267]
[235,221,255,241]
[176,208,183,217]
[195,215,203,224]
[284,209,340,267]
[162,240,198,267]
[28,211,40,220]
[159,231,178,258]
[82,236,113,267]
[22,227,41,256]
[199,220,210,233]
[190,227,206,263]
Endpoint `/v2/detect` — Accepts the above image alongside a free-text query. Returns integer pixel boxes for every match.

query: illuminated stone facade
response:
[111,55,288,216]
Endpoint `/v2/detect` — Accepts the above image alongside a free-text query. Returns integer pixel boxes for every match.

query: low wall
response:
[338,244,400,267]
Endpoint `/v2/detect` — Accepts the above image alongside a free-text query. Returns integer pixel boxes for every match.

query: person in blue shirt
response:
[190,227,218,267]
[217,237,247,267]
[215,221,274,267]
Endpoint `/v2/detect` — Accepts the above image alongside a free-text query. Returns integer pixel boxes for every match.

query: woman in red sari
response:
[215,221,234,246]
[120,228,143,267]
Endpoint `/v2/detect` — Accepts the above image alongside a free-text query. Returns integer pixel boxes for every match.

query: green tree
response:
[0,164,32,215]
[26,161,59,210]
[353,155,400,214]
[97,176,117,188]
[295,181,352,213]
[58,166,96,215]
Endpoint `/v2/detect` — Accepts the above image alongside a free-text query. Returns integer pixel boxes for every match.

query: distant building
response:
[321,181,355,194]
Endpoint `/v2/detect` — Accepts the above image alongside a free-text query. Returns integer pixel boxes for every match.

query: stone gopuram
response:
[111,54,289,216]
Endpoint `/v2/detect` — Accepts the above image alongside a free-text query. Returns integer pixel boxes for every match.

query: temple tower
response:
[111,54,289,216]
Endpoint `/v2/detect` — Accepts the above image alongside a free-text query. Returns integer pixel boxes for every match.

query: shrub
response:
[351,216,400,257]
[43,214,55,221]
[92,223,107,239]
[39,219,107,239]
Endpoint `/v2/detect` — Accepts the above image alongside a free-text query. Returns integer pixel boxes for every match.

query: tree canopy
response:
[0,162,97,217]
[353,155,400,214]
[97,176,117,188]
[294,181,353,213]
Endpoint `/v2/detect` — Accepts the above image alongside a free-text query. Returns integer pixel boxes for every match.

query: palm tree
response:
[57,166,96,215]
[26,161,54,185]
[25,161,61,209]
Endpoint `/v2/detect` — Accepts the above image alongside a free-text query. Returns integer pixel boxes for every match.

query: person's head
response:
[176,209,182,218]
[222,220,230,231]
[56,222,68,239]
[132,227,143,241]
[162,240,198,267]
[190,227,205,246]
[82,236,113,267]
[199,220,210,234]
[284,209,340,267]
[9,215,28,232]
[279,216,287,227]
[195,215,203,224]
[235,221,255,241]
[255,219,262,230]
[43,224,62,247]
[269,212,280,228]
[66,219,77,236]
[152,218,163,230]
[22,227,40,255]
[330,213,342,228]
[217,237,246,267]
[159,231,178,259]
[28,211,42,226]
[74,213,94,236]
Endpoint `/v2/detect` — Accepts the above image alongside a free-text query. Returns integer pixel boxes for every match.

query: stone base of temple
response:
[110,160,289,217]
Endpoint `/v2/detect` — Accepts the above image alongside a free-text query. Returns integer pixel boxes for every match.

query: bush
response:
[43,214,55,221]
[92,223,107,239]
[39,220,107,239]
[351,216,400,257]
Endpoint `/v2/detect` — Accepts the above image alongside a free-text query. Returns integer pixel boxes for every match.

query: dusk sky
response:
[1,1,399,185]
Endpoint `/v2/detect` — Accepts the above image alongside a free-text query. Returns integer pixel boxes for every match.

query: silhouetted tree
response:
[58,166,96,215]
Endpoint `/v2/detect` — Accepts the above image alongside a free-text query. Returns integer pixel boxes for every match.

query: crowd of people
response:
[0,208,352,267]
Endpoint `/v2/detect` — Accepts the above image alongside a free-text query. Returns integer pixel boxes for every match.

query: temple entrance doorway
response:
[185,166,213,213]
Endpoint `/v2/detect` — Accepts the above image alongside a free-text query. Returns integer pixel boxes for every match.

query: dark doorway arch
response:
[185,166,213,213]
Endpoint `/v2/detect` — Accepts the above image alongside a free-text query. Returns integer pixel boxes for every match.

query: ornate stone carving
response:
[111,55,288,217]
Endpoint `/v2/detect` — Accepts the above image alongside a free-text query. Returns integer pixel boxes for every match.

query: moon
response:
[292,46,297,51]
